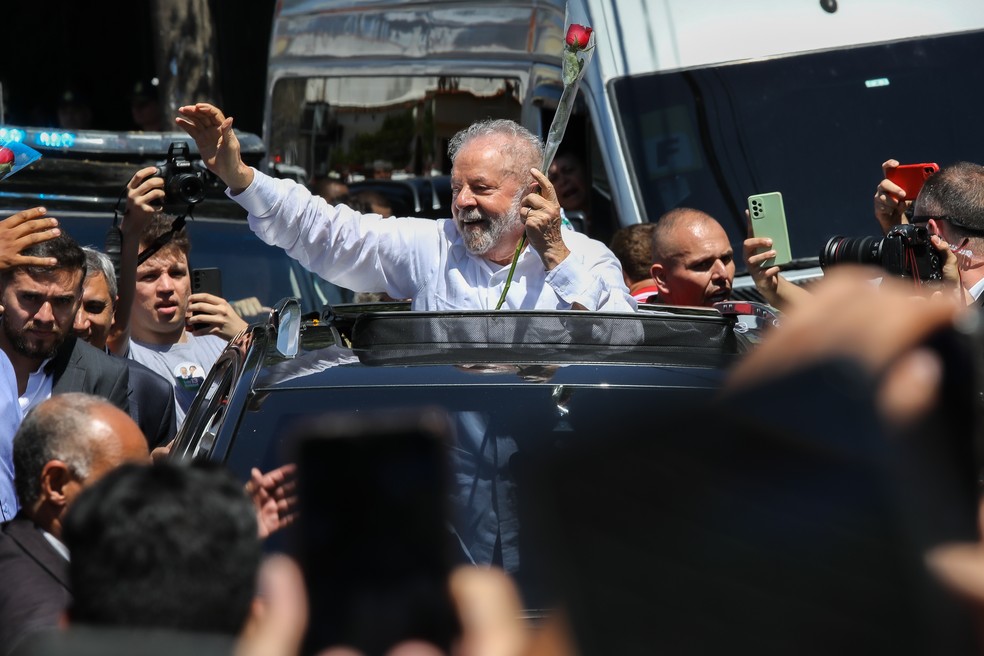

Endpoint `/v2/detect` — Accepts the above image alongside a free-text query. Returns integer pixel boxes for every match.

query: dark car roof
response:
[171,301,764,611]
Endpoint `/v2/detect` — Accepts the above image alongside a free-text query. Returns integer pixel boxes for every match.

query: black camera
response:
[820,223,944,282]
[156,142,206,208]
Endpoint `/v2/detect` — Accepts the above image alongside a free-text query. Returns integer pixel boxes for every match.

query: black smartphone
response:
[288,406,461,656]
[189,268,222,331]
[191,267,222,297]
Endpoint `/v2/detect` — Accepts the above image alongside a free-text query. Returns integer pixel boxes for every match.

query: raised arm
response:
[106,167,165,356]
[175,103,254,194]
[742,209,811,311]
[873,158,909,236]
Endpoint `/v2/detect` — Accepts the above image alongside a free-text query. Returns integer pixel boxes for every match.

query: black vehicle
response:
[169,298,766,610]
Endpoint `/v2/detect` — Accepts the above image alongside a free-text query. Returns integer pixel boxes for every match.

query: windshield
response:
[612,29,984,272]
[268,75,522,181]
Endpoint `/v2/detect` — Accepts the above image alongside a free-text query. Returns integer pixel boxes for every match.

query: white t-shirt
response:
[127,333,226,428]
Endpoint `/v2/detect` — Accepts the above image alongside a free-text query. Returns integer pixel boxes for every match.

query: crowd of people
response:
[1,99,984,654]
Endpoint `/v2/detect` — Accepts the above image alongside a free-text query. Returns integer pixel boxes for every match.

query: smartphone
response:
[747,191,792,267]
[887,162,940,199]
[288,407,461,656]
[189,268,222,331]
[191,267,222,297]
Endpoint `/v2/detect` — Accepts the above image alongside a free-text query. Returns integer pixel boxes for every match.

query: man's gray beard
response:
[459,197,523,257]
[2,317,61,361]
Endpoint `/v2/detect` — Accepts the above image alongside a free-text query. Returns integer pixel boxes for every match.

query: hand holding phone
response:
[887,162,939,199]
[189,267,223,332]
[747,192,792,267]
[191,267,222,297]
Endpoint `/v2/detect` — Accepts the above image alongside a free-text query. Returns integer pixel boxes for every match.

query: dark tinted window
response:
[222,381,721,607]
[613,29,984,270]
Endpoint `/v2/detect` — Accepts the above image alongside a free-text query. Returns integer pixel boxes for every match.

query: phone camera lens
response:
[820,0,838,13]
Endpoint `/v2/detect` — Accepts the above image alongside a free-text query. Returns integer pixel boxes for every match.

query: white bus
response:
[262,0,984,293]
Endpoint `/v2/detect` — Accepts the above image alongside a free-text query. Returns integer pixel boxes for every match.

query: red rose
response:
[565,24,593,49]
[0,147,13,166]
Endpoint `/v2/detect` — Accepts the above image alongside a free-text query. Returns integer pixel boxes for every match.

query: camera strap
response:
[136,213,189,265]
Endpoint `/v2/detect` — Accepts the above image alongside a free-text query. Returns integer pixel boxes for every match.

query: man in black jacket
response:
[75,247,176,449]
[0,214,129,521]
[0,393,148,654]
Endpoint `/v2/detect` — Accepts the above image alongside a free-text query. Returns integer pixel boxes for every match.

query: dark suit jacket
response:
[0,516,71,655]
[124,359,177,450]
[47,336,129,414]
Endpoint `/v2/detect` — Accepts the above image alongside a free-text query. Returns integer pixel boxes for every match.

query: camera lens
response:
[169,173,206,205]
[819,235,882,269]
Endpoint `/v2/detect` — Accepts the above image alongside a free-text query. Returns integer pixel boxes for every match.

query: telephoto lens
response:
[819,235,882,270]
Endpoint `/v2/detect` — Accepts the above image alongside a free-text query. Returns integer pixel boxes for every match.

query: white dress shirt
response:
[232,170,636,312]
[0,351,25,521]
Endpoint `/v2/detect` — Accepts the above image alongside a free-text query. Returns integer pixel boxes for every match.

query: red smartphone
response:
[887,163,939,199]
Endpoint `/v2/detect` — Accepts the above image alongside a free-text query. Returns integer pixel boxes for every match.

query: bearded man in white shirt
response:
[174,103,635,313]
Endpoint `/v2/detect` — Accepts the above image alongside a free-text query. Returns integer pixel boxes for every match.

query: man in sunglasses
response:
[875,160,981,303]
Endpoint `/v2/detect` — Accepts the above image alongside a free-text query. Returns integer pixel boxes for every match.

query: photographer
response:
[106,165,248,428]
[873,160,980,303]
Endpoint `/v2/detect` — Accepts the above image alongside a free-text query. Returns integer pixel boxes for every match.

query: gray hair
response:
[448,119,543,177]
[13,393,112,508]
[82,247,118,301]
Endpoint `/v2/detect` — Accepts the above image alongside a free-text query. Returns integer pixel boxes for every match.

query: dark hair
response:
[139,213,190,258]
[0,232,86,286]
[914,161,984,239]
[63,461,260,635]
[609,223,657,283]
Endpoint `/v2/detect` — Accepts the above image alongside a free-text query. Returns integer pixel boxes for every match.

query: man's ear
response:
[40,460,73,508]
[651,263,670,293]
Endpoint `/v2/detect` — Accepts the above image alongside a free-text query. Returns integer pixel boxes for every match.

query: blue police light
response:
[35,131,77,148]
[0,127,26,144]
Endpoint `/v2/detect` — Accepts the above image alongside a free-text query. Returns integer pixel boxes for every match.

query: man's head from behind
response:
[62,460,260,636]
[448,119,542,264]
[12,393,149,536]
[913,161,984,249]
[0,232,86,361]
[610,223,658,289]
[74,247,118,350]
[650,208,734,306]
[131,214,192,344]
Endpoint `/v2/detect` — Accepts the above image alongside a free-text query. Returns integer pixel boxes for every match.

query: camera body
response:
[156,142,206,209]
[820,223,944,282]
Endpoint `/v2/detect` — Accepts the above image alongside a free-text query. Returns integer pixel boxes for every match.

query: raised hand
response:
[0,207,60,271]
[522,167,569,270]
[245,463,298,539]
[176,103,254,193]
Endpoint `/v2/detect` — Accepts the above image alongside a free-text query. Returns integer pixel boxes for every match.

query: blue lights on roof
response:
[0,126,75,149]
[0,127,26,144]
[0,123,264,157]
[35,131,77,148]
